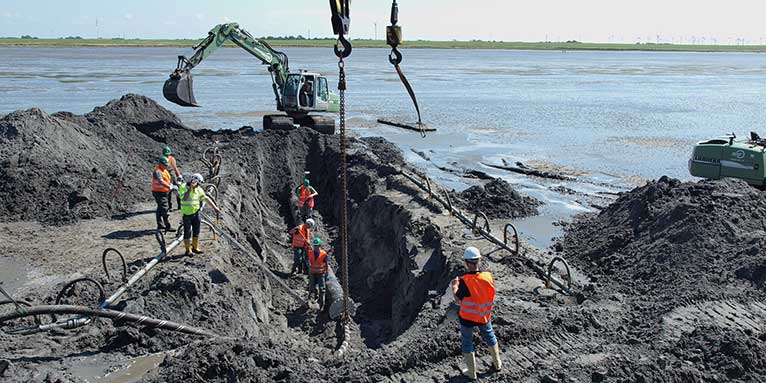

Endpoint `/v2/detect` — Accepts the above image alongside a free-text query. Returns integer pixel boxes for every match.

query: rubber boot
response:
[461,352,477,381]
[163,217,172,233]
[192,237,204,254]
[183,239,192,257]
[489,343,502,371]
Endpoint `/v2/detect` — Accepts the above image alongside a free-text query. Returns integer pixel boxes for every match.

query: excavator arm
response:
[163,23,289,109]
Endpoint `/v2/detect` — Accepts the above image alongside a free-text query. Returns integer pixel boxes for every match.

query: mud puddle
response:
[0,256,29,296]
[68,352,167,383]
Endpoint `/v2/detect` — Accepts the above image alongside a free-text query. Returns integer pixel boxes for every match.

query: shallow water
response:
[2,47,765,246]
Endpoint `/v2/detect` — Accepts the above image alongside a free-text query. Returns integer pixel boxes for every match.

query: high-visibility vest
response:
[458,272,496,324]
[298,185,315,209]
[291,224,311,248]
[308,249,328,275]
[167,155,178,174]
[178,184,206,216]
[152,166,171,192]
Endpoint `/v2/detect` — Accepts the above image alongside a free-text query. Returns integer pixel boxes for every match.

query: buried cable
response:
[102,248,128,282]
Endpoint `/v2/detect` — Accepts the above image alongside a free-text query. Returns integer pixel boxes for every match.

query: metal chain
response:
[338,58,350,323]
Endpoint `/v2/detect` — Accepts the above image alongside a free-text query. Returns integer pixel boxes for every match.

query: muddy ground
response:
[0,95,764,383]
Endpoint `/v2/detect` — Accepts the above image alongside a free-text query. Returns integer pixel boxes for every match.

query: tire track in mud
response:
[662,299,766,342]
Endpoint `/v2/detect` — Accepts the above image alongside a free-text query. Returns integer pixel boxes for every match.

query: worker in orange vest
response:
[295,178,318,219]
[451,247,502,380]
[307,237,328,308]
[163,145,183,211]
[289,218,315,275]
[151,157,177,231]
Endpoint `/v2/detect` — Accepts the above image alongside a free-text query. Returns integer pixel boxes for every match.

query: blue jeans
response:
[460,320,497,353]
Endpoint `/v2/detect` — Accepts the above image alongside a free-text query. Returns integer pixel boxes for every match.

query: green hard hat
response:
[162,145,172,155]
[303,178,310,186]
[312,237,323,246]
[159,156,170,165]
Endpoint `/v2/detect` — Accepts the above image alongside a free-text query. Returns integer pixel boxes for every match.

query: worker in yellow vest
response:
[179,173,221,256]
[307,237,329,308]
[151,157,176,231]
[289,218,314,275]
[451,247,502,381]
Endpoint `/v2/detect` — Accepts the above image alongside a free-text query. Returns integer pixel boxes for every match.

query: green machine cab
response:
[689,132,766,187]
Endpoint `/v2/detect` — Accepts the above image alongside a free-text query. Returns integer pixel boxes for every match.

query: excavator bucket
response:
[163,70,199,107]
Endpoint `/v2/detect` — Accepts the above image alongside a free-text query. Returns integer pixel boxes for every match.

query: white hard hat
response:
[463,247,481,261]
[191,173,204,184]
[305,218,315,227]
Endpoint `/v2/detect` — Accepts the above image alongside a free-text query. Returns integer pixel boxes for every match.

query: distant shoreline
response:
[1,38,764,53]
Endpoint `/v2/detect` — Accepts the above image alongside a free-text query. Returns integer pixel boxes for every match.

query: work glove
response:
[170,184,178,191]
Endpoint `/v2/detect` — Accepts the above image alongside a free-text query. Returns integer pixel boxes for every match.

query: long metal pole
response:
[13,234,184,334]
[399,171,573,294]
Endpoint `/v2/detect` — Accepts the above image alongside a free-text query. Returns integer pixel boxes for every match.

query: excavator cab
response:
[163,56,199,107]
[282,73,337,113]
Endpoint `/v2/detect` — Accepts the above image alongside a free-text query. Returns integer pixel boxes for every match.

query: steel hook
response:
[334,35,352,58]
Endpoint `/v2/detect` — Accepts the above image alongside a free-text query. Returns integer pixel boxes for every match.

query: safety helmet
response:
[303,178,310,186]
[463,247,481,262]
[190,173,204,184]
[162,145,172,155]
[159,156,170,166]
[305,218,315,227]
[312,237,323,246]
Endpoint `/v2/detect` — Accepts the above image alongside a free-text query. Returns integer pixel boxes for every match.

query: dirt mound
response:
[562,176,766,301]
[454,178,541,219]
[0,94,191,225]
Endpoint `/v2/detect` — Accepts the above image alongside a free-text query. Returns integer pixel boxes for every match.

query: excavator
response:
[163,23,338,133]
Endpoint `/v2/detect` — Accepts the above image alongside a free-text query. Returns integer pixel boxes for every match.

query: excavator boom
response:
[163,23,289,108]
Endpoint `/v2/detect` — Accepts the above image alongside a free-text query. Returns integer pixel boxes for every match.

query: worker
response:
[300,81,314,107]
[152,156,176,231]
[289,218,314,275]
[451,247,502,381]
[162,145,182,211]
[307,237,328,308]
[295,178,318,219]
[179,173,222,257]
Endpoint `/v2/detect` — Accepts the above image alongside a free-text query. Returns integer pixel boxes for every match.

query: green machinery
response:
[163,23,339,133]
[689,132,766,187]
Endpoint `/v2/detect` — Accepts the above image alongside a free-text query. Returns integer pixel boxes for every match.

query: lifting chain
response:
[338,58,350,323]
[386,0,426,137]
[330,0,352,324]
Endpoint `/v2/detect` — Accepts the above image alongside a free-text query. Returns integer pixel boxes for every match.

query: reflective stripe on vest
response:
[291,224,311,248]
[152,166,171,192]
[308,249,328,275]
[179,184,206,215]
[298,185,314,209]
[458,272,496,324]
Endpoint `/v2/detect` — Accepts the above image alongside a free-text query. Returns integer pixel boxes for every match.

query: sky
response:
[1,0,765,44]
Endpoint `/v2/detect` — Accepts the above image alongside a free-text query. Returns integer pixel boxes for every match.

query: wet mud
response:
[0,96,764,383]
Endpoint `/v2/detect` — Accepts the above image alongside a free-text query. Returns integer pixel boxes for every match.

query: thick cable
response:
[0,304,217,337]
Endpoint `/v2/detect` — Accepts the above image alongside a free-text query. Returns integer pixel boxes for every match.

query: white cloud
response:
[221,16,233,23]
[195,13,205,21]
[124,13,133,20]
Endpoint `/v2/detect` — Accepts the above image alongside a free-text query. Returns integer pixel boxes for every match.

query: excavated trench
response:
[8,95,766,382]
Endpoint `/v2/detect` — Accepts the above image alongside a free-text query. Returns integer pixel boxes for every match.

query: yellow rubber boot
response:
[489,343,502,371]
[183,240,192,257]
[192,237,204,254]
[461,352,477,381]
